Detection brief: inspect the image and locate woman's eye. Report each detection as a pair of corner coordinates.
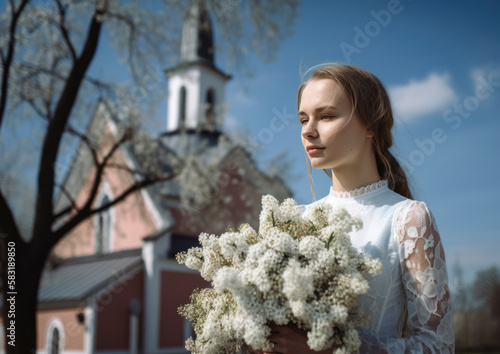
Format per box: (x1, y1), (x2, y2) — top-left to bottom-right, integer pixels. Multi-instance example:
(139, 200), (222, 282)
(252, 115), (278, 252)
(321, 115), (335, 119)
(300, 119), (308, 125)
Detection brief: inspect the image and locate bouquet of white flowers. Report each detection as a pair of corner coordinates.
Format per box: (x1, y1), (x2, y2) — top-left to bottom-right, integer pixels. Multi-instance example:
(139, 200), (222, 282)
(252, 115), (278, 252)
(176, 195), (382, 354)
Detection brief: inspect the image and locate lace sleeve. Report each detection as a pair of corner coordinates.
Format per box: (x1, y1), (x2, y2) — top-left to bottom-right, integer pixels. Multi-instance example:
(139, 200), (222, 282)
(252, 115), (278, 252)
(359, 201), (455, 353)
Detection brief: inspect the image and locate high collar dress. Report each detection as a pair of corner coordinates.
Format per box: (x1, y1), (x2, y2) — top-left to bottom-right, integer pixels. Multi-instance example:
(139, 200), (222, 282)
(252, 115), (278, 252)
(302, 180), (455, 353)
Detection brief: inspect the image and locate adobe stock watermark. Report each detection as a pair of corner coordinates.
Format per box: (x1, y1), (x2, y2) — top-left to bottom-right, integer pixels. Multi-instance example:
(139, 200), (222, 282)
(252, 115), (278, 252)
(339, 0), (408, 62)
(399, 72), (500, 175)
(117, 64), (164, 120)
(240, 106), (297, 155)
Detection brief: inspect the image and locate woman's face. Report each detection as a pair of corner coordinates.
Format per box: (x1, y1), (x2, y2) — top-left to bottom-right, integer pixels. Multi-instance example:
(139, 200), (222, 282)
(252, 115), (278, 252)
(299, 79), (374, 170)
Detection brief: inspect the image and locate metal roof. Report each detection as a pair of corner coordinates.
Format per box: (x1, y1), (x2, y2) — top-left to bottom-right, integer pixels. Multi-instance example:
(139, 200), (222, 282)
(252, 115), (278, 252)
(38, 249), (143, 303)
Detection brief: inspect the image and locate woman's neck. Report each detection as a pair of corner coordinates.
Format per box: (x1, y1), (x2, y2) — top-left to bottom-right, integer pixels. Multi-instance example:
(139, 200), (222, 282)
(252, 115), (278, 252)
(331, 174), (383, 193)
(330, 159), (381, 193)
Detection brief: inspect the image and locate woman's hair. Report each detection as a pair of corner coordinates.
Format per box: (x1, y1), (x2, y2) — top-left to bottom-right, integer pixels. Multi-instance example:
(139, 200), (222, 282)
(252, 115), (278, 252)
(297, 64), (413, 200)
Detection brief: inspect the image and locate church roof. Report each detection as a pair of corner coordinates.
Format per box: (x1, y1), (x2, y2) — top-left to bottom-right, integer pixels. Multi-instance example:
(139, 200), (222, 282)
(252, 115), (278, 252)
(129, 131), (238, 217)
(180, 0), (215, 65)
(160, 130), (223, 158)
(166, 0), (230, 80)
(38, 248), (142, 305)
(133, 132), (292, 215)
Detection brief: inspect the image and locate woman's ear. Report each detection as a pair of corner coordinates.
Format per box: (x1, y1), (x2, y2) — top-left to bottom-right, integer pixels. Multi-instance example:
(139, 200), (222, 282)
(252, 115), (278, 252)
(366, 127), (375, 138)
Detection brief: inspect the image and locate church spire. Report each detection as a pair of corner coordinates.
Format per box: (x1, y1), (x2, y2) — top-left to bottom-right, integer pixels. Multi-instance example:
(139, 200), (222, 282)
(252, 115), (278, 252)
(180, 0), (214, 65)
(164, 0), (230, 136)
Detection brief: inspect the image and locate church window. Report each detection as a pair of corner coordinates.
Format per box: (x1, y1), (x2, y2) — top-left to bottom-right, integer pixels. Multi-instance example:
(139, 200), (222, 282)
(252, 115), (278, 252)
(46, 319), (64, 354)
(205, 88), (215, 130)
(95, 194), (112, 254)
(50, 327), (60, 354)
(179, 86), (187, 129)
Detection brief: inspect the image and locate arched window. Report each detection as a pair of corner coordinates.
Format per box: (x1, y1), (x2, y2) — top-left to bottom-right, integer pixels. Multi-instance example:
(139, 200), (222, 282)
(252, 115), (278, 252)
(95, 193), (113, 254)
(179, 86), (187, 130)
(205, 88), (215, 130)
(50, 327), (60, 354)
(46, 319), (64, 354)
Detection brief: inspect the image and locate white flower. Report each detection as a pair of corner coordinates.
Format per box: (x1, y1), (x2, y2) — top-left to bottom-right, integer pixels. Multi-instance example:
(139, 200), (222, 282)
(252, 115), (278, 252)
(299, 235), (325, 259)
(348, 274), (370, 295)
(213, 267), (241, 293)
(176, 194), (382, 353)
(262, 230), (297, 255)
(283, 259), (314, 301)
(290, 299), (307, 319)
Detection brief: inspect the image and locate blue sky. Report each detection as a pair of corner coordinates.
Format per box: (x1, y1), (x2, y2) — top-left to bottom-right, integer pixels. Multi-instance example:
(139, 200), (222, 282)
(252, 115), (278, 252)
(4, 0), (498, 287)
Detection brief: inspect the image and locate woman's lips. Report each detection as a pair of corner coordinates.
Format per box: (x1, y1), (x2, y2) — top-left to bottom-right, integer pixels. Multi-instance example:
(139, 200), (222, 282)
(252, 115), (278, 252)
(307, 148), (325, 155)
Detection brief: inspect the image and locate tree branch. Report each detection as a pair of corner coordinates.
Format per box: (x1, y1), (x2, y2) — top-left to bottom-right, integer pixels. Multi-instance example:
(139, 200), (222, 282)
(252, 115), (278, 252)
(105, 10), (140, 81)
(93, 173), (178, 215)
(85, 76), (115, 97)
(17, 62), (115, 91)
(52, 170), (181, 243)
(27, 99), (50, 121)
(55, 0), (77, 62)
(65, 124), (99, 167)
(34, 5), (104, 240)
(77, 127), (133, 221)
(0, 0), (30, 134)
(106, 162), (141, 176)
(13, 56), (130, 127)
(55, 182), (79, 214)
(44, 54), (64, 119)
(0, 187), (25, 245)
(102, 128), (132, 165)
(17, 61), (65, 82)
(53, 206), (71, 221)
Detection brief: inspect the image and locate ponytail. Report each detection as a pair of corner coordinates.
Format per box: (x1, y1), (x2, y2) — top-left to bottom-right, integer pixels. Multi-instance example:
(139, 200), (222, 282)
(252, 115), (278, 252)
(375, 148), (413, 200)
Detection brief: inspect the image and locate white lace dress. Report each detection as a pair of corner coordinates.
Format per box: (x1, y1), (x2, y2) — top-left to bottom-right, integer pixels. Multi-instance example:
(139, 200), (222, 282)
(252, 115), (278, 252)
(302, 180), (455, 353)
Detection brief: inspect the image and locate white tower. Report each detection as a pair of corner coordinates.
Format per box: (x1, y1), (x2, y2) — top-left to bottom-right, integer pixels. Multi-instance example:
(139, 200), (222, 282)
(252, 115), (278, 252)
(165, 0), (231, 134)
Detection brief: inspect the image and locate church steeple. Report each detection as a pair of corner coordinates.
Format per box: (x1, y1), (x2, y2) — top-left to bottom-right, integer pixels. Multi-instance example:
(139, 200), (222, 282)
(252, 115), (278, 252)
(165, 0), (231, 135)
(180, 0), (214, 65)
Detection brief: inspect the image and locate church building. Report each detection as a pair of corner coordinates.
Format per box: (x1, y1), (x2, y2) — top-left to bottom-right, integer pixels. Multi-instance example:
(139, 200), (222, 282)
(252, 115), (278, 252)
(19, 2), (291, 353)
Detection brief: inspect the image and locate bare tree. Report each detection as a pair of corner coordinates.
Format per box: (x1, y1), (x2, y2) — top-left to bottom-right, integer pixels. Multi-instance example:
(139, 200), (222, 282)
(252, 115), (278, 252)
(471, 266), (500, 348)
(0, 0), (300, 352)
(452, 260), (474, 350)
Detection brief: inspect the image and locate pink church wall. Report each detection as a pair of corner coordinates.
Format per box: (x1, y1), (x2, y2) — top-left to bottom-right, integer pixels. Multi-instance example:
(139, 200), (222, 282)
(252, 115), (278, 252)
(54, 130), (157, 258)
(105, 147), (157, 251)
(170, 171), (262, 237)
(95, 269), (144, 351)
(36, 307), (86, 351)
(158, 270), (209, 348)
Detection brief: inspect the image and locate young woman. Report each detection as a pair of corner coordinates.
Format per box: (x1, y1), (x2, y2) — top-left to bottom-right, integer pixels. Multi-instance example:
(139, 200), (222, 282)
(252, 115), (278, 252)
(251, 64), (455, 353)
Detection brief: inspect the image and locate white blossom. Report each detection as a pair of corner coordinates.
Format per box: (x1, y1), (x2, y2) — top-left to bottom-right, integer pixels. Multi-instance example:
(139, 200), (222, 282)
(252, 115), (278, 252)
(176, 195), (383, 353)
